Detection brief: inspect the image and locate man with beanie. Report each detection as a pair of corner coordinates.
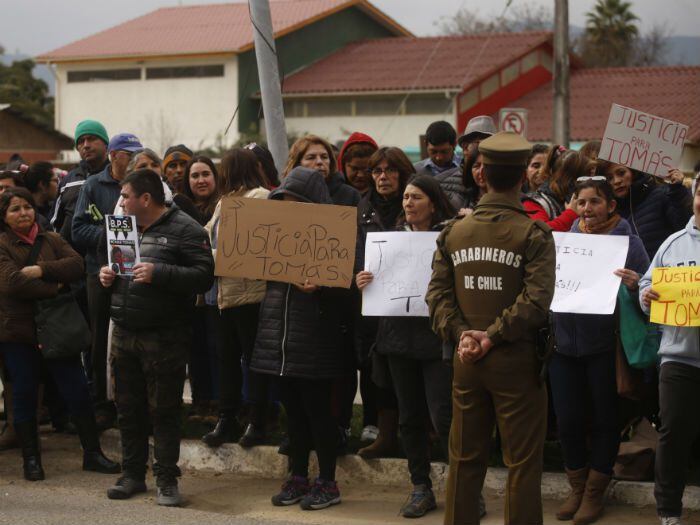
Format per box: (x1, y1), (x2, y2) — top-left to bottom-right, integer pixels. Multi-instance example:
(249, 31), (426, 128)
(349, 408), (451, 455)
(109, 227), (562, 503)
(163, 144), (193, 193)
(51, 120), (110, 244)
(426, 132), (556, 525)
(73, 132), (143, 430)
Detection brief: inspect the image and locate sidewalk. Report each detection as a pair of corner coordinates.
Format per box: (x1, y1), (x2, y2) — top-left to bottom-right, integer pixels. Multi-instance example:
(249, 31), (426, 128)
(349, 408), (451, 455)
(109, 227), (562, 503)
(102, 429), (700, 511)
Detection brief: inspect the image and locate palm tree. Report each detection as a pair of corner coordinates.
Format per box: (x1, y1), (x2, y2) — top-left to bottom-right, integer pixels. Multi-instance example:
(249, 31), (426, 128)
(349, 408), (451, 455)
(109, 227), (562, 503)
(579, 0), (640, 67)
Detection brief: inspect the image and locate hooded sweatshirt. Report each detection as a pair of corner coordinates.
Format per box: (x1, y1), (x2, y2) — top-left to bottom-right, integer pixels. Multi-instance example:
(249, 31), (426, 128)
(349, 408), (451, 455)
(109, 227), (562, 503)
(639, 216), (700, 367)
(337, 132), (378, 175)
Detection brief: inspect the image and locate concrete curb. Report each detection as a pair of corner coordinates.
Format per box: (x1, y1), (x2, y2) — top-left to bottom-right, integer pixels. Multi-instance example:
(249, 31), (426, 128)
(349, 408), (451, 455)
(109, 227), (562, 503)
(102, 429), (700, 509)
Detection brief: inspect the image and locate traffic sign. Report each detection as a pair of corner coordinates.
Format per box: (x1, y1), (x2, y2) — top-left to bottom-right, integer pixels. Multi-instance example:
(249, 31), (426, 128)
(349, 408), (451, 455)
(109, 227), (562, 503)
(499, 108), (528, 137)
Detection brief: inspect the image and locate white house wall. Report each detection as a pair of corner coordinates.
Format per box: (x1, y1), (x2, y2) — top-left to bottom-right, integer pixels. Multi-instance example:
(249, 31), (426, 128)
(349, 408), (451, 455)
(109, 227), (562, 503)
(54, 56), (239, 159)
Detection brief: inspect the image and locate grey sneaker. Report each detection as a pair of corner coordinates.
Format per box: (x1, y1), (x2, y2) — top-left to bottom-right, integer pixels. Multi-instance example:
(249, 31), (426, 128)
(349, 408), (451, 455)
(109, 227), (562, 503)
(107, 475), (147, 500)
(400, 484), (437, 518)
(661, 517), (682, 525)
(156, 484), (182, 507)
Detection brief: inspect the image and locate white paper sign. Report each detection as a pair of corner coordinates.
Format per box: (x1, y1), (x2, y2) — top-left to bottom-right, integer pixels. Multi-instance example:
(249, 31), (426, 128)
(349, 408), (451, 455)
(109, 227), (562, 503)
(362, 231), (439, 317)
(551, 232), (629, 314)
(106, 215), (140, 276)
(599, 103), (688, 178)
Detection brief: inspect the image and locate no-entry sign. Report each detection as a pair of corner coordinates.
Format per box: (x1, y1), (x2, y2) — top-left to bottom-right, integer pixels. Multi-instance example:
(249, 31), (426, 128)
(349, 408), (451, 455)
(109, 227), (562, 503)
(499, 108), (528, 137)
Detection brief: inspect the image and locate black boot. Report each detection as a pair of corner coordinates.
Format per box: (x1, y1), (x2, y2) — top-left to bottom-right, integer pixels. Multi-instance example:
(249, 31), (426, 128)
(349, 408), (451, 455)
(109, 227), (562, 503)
(202, 414), (240, 447)
(15, 420), (44, 481)
(73, 413), (121, 474)
(238, 423), (266, 448)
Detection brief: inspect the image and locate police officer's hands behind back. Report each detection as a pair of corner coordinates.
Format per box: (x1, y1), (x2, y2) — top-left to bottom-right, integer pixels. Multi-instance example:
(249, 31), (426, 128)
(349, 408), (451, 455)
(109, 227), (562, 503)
(458, 330), (494, 363)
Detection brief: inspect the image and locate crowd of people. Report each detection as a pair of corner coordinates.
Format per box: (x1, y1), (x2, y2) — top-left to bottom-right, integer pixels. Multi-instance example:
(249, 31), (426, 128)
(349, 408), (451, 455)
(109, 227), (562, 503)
(0, 115), (698, 525)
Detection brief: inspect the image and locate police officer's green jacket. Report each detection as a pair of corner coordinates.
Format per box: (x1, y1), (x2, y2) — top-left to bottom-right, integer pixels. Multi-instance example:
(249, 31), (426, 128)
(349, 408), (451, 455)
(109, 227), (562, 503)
(426, 191), (556, 347)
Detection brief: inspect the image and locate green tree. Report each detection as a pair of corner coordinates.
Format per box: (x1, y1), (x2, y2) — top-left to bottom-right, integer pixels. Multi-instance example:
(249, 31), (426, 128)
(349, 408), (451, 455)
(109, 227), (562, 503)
(577, 0), (640, 67)
(0, 58), (54, 128)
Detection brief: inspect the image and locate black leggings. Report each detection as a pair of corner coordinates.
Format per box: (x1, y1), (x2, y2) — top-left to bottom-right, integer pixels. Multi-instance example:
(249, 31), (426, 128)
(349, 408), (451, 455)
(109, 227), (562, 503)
(279, 376), (337, 482)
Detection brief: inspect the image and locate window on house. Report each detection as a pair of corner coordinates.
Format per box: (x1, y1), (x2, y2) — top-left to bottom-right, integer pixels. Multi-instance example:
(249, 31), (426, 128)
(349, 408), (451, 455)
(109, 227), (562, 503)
(458, 88), (479, 112)
(67, 69), (141, 83)
(405, 96), (453, 115)
(305, 98), (352, 117)
(539, 50), (553, 72)
(501, 61), (520, 85)
(355, 97), (403, 115)
(283, 100), (306, 118)
(480, 73), (500, 99)
(145, 65), (225, 79)
(521, 51), (539, 73)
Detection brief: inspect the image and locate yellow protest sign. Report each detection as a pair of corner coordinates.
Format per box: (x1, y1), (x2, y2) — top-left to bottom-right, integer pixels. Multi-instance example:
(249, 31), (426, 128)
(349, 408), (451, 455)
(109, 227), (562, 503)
(650, 267), (700, 327)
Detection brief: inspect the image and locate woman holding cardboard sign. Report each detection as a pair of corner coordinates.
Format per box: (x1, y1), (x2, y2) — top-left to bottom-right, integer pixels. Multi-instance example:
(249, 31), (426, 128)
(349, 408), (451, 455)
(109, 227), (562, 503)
(250, 167), (350, 511)
(639, 174), (700, 525)
(357, 175), (457, 519)
(550, 177), (649, 524)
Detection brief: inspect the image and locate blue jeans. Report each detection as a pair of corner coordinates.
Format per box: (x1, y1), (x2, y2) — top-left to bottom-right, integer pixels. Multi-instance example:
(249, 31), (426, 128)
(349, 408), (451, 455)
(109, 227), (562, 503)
(549, 350), (619, 474)
(0, 343), (92, 424)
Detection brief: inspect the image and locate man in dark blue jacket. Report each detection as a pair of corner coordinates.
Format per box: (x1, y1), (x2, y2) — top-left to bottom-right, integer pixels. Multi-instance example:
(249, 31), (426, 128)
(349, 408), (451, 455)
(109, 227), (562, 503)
(72, 132), (143, 429)
(51, 120), (110, 245)
(99, 169), (214, 507)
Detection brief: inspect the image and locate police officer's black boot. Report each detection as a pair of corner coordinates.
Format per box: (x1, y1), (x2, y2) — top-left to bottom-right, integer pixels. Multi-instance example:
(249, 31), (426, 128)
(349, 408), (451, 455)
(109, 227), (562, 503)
(15, 420), (44, 481)
(73, 413), (121, 474)
(202, 413), (240, 447)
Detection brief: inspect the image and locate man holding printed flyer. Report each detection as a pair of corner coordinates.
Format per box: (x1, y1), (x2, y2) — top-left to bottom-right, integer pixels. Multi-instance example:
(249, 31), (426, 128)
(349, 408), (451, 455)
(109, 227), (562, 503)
(98, 169), (214, 507)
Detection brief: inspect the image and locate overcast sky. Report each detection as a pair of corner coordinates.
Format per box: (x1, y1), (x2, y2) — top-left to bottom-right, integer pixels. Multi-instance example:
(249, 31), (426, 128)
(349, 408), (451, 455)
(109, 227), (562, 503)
(1, 0), (698, 56)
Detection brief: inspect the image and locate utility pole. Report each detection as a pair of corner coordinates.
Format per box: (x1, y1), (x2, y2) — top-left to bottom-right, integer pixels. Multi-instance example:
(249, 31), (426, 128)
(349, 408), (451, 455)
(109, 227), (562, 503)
(249, 0), (288, 174)
(552, 0), (570, 147)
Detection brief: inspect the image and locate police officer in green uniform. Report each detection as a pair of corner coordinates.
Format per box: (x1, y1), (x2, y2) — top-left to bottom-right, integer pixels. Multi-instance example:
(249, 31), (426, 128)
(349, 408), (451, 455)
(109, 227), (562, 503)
(426, 132), (556, 525)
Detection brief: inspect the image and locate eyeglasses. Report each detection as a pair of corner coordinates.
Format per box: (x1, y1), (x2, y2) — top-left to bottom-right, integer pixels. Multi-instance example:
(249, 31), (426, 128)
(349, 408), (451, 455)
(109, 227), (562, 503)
(576, 176), (607, 182)
(371, 167), (399, 176)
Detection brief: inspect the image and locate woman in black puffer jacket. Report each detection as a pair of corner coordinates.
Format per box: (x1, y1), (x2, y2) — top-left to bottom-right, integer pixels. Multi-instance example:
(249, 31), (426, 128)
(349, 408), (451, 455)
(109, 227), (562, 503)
(250, 167), (349, 511)
(354, 147), (415, 460)
(599, 160), (692, 258)
(356, 175), (455, 518)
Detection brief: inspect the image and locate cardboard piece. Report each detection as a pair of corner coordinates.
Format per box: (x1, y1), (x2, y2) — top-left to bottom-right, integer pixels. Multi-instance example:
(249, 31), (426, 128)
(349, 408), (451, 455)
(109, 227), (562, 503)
(361, 231), (440, 317)
(650, 267), (700, 327)
(215, 196), (357, 288)
(551, 232), (629, 314)
(599, 103), (688, 178)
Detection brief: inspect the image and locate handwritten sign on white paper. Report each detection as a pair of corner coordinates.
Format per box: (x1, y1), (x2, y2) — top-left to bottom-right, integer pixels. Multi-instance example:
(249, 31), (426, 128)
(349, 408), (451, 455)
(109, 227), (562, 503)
(362, 231), (439, 317)
(551, 232), (629, 314)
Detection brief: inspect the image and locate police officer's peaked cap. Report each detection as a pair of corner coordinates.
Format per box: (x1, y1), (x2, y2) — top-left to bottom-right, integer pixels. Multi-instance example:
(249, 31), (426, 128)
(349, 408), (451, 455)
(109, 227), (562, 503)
(478, 132), (532, 167)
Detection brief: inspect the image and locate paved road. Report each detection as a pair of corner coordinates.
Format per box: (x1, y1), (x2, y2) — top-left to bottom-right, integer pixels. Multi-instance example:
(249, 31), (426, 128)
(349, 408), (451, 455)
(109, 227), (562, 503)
(0, 432), (698, 525)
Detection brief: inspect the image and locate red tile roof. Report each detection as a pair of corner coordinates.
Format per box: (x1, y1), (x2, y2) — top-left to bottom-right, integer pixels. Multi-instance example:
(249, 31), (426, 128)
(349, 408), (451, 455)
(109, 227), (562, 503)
(281, 32), (552, 94)
(512, 66), (700, 144)
(37, 0), (409, 62)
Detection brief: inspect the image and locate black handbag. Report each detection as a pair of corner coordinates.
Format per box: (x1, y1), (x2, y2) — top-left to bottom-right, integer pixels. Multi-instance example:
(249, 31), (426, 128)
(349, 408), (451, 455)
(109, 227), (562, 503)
(26, 237), (90, 360)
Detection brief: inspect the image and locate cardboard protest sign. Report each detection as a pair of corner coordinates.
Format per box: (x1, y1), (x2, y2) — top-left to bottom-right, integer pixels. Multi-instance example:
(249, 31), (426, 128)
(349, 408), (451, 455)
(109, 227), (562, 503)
(599, 103), (688, 178)
(361, 231), (439, 317)
(215, 197), (357, 288)
(551, 232), (629, 314)
(105, 215), (140, 276)
(650, 267), (700, 327)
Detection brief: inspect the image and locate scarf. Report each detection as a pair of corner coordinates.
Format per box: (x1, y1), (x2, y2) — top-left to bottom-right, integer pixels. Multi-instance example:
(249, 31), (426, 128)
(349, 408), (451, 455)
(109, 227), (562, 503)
(13, 223), (39, 245)
(578, 213), (621, 235)
(370, 189), (403, 229)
